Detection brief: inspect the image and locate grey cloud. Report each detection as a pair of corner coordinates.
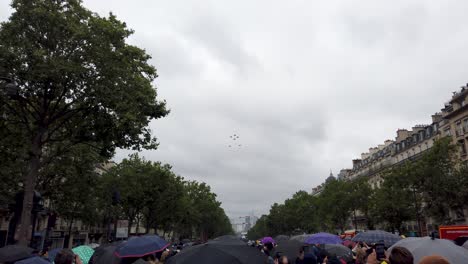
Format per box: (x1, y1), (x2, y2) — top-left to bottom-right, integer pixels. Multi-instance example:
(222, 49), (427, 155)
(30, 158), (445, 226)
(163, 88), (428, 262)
(4, 0), (468, 219)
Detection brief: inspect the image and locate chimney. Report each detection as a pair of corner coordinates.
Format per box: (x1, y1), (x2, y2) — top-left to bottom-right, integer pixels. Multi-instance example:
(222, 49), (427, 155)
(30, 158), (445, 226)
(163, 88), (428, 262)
(352, 159), (362, 168)
(396, 129), (409, 141)
(431, 113), (443, 124)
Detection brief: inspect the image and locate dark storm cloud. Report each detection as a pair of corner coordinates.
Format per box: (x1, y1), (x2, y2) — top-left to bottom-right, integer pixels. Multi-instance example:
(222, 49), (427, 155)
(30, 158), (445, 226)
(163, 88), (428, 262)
(3, 0), (468, 218)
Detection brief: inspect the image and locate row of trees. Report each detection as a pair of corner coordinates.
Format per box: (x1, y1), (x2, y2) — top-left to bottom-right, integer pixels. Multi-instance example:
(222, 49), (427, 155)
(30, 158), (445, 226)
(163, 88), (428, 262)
(248, 138), (468, 239)
(56, 153), (233, 240)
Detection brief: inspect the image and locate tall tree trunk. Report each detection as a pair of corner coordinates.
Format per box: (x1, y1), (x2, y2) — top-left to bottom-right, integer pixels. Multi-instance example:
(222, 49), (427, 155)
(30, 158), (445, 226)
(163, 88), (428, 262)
(17, 131), (43, 246)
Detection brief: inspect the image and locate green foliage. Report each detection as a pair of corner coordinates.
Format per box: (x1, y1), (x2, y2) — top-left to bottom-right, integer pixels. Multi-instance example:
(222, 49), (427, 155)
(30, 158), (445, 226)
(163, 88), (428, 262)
(0, 0), (168, 243)
(98, 154), (233, 239)
(249, 138), (468, 236)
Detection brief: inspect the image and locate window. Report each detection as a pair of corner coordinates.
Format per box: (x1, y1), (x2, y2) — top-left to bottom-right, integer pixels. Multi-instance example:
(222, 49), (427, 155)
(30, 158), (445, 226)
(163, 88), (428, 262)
(456, 121), (463, 136)
(444, 128), (451, 137)
(460, 140), (467, 156)
(464, 119), (468, 133)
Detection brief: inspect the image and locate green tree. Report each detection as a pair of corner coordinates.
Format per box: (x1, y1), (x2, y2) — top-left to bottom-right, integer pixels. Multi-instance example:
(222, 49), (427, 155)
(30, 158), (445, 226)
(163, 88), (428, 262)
(0, 0), (168, 244)
(348, 178), (374, 229)
(369, 167), (414, 233)
(318, 178), (352, 233)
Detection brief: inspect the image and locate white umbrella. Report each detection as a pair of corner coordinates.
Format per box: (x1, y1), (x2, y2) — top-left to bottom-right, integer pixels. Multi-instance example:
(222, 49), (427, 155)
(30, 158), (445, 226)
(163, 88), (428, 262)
(463, 240), (468, 250)
(388, 237), (468, 264)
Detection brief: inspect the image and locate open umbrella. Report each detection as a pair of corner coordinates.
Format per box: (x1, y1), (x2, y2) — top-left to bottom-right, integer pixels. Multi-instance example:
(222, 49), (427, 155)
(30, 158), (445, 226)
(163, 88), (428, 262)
(72, 245), (95, 264)
(389, 237), (468, 263)
(89, 242), (123, 264)
(0, 245), (34, 263)
(463, 240), (468, 250)
(14, 256), (50, 264)
(114, 235), (170, 258)
(47, 248), (62, 262)
(320, 244), (353, 262)
(272, 239), (303, 262)
(352, 230), (401, 248)
(261, 237), (275, 245)
(274, 235), (290, 242)
(290, 234), (311, 243)
(165, 243), (267, 264)
(305, 233), (341, 245)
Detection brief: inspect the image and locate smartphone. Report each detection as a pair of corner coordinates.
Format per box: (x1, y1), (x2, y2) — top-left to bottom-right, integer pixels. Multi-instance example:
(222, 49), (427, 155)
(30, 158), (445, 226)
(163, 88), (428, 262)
(375, 240), (386, 260)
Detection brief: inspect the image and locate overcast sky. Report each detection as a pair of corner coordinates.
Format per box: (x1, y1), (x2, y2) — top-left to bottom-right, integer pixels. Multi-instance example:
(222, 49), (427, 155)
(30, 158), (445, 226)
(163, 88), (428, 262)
(2, 0), (468, 219)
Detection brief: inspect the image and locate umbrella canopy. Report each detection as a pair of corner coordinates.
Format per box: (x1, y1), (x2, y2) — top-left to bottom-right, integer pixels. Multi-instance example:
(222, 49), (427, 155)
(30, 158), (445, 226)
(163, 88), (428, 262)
(47, 248), (62, 262)
(14, 256), (50, 264)
(305, 233), (341, 245)
(73, 245), (95, 264)
(261, 237), (275, 245)
(0, 245), (34, 263)
(389, 237), (468, 264)
(90, 242), (124, 264)
(320, 244), (353, 262)
(114, 235), (170, 258)
(274, 235), (290, 242)
(290, 234), (311, 243)
(272, 239), (303, 262)
(351, 230), (401, 248)
(166, 243), (267, 264)
(463, 240), (468, 250)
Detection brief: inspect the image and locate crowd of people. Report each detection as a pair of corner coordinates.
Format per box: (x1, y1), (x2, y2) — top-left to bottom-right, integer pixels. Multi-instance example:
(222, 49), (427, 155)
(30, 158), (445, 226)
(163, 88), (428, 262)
(255, 238), (461, 264)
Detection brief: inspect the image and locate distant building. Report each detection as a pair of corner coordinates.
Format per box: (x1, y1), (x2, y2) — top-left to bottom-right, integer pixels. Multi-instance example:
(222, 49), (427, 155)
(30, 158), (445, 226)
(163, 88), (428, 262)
(313, 84), (468, 233)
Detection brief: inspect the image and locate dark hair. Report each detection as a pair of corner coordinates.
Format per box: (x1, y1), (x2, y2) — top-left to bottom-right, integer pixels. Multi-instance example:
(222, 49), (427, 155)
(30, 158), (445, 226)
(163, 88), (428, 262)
(265, 242), (274, 251)
(54, 249), (75, 264)
(389, 246), (414, 264)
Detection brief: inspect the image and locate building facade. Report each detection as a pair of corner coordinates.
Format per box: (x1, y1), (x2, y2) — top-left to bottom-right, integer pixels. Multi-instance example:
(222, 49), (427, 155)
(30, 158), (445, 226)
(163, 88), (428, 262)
(312, 85), (468, 233)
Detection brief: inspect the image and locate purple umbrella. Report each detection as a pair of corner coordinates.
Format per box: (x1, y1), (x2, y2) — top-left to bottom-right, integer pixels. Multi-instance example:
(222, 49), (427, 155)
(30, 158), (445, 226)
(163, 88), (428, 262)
(305, 232), (342, 245)
(261, 237), (276, 245)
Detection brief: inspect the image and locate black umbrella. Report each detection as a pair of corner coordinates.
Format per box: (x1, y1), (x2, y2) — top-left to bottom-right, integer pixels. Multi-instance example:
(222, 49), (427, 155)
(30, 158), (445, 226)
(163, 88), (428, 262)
(272, 239), (303, 262)
(0, 245), (34, 263)
(274, 235), (290, 242)
(89, 242), (138, 264)
(166, 243), (267, 264)
(319, 244), (353, 262)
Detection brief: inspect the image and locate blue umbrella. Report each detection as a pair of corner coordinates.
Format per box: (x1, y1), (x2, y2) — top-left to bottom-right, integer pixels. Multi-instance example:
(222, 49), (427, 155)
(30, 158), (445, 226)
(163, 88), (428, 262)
(114, 235), (170, 258)
(47, 248), (62, 262)
(15, 256), (50, 264)
(305, 233), (342, 245)
(352, 230), (401, 248)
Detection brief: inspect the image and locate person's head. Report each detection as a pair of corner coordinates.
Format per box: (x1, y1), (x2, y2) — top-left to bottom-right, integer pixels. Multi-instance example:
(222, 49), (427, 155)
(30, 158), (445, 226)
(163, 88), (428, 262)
(318, 249), (328, 263)
(298, 246), (307, 260)
(355, 248), (367, 264)
(143, 254), (159, 264)
(389, 246), (414, 264)
(264, 242), (274, 252)
(418, 255), (450, 264)
(278, 255), (289, 264)
(303, 253), (318, 264)
(54, 249), (80, 264)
